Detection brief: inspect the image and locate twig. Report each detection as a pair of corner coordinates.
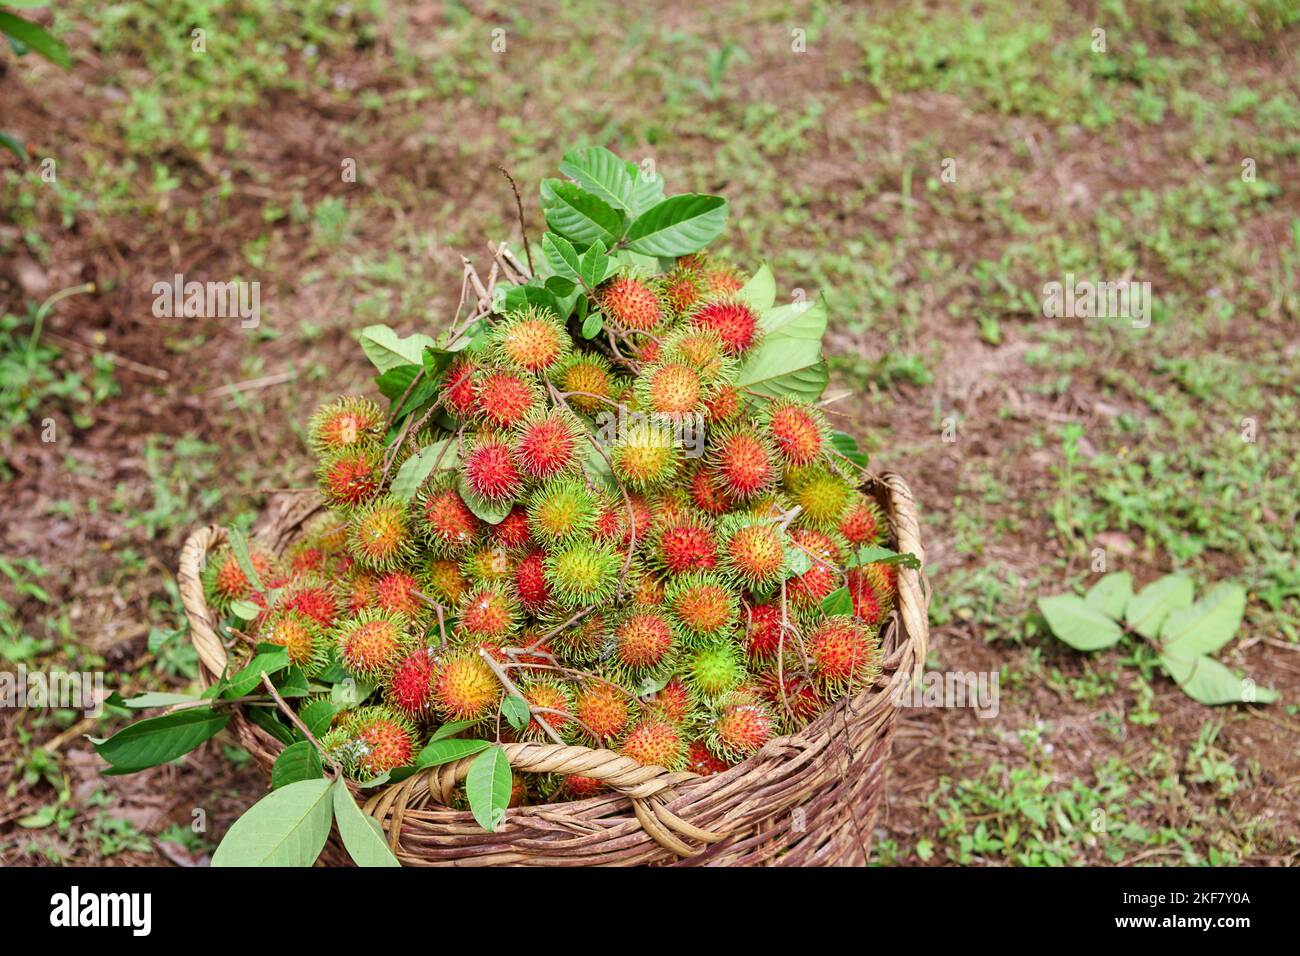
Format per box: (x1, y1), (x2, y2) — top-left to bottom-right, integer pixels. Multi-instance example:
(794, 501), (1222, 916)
(477, 648), (564, 745)
(261, 672), (340, 775)
(209, 371), (297, 399)
(496, 166), (534, 274)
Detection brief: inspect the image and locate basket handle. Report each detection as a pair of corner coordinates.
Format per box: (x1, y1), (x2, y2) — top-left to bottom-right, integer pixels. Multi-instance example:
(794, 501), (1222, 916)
(877, 471), (930, 684)
(179, 524), (232, 682)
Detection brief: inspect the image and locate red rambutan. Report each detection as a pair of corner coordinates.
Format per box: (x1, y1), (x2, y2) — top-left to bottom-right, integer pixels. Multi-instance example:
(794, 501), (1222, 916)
(686, 739), (731, 776)
(387, 647), (437, 719)
(335, 609), (412, 679)
(598, 275), (666, 332)
(513, 407), (582, 480)
(433, 649), (501, 721)
(574, 680), (633, 744)
(417, 485), (482, 553)
(463, 433), (523, 501)
(804, 616), (881, 695)
(651, 516), (719, 576)
(689, 296), (761, 355)
(474, 370), (539, 430)
(619, 717), (686, 770)
(513, 550), (551, 613)
(308, 396), (382, 455)
(317, 447), (380, 508)
(709, 427), (778, 500)
(705, 693), (776, 762)
(763, 398), (829, 467)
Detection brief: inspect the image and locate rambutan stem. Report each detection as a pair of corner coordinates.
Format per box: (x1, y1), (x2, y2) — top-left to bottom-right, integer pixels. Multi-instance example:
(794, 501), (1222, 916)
(260, 672), (341, 776)
(477, 648), (564, 745)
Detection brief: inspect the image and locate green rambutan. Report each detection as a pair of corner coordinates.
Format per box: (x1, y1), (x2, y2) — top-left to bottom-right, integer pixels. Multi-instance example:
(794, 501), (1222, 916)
(462, 433), (524, 501)
(489, 307), (571, 374)
(325, 705), (419, 781)
(433, 648), (502, 721)
(335, 609), (413, 680)
(717, 514), (787, 589)
(473, 369), (540, 430)
(442, 358), (480, 418)
(665, 571), (740, 645)
(202, 544), (276, 613)
(610, 418), (681, 490)
(512, 550), (551, 613)
(516, 677), (575, 742)
(709, 426), (778, 500)
(683, 639), (748, 699)
(387, 647), (437, 720)
(416, 484), (482, 554)
(689, 295), (761, 356)
(804, 615), (881, 695)
(543, 542), (621, 609)
(788, 465), (855, 529)
(573, 679), (634, 744)
(762, 397), (829, 467)
(553, 353), (616, 416)
(686, 739), (731, 776)
(307, 396), (383, 455)
(526, 475), (597, 545)
(634, 361), (708, 418)
(459, 543), (514, 586)
(705, 692), (776, 762)
(457, 584), (520, 641)
(839, 495), (885, 548)
(650, 515), (719, 576)
(619, 716), (686, 770)
(610, 609), (676, 681)
(419, 556), (468, 607)
(348, 495), (416, 570)
(512, 406), (584, 480)
(598, 274), (666, 332)
(317, 446), (381, 509)
(260, 609), (329, 675)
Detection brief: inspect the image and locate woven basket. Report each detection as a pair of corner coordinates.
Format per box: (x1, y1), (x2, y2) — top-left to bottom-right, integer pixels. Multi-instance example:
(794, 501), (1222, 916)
(177, 472), (928, 866)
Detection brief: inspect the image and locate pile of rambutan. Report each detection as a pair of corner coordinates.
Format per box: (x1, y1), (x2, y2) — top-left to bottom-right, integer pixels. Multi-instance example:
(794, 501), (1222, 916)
(201, 149), (903, 816)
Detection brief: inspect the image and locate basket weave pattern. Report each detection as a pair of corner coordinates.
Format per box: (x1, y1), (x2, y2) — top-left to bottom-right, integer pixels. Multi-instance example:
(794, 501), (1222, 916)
(178, 472), (928, 866)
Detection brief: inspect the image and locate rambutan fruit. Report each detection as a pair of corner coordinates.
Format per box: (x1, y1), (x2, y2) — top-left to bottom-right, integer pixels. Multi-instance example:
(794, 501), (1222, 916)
(758, 669), (826, 730)
(634, 362), (707, 418)
(788, 465), (855, 529)
(687, 465), (735, 516)
(846, 566), (893, 626)
(705, 383), (742, 426)
(543, 542), (621, 609)
(660, 266), (706, 316)
(459, 544), (514, 586)
(610, 609), (676, 680)
(683, 639), (748, 699)
(597, 274), (666, 332)
(610, 418), (681, 490)
(372, 569), (425, 619)
(441, 358), (480, 418)
(558, 774), (606, 799)
(307, 396), (383, 455)
(317, 446), (381, 509)
(287, 544), (328, 576)
(419, 557), (468, 607)
(705, 692), (776, 762)
(553, 353), (616, 416)
(762, 397), (829, 467)
(433, 648), (502, 721)
(686, 739), (731, 777)
(547, 610), (611, 665)
(619, 716), (687, 770)
(804, 615), (881, 695)
(416, 484), (482, 554)
(786, 527), (847, 613)
(490, 505), (533, 552)
(325, 706), (419, 781)
(260, 609), (329, 675)
(646, 675), (695, 724)
(473, 369), (540, 430)
(335, 609), (413, 680)
(489, 307), (571, 374)
(741, 602), (788, 665)
(303, 515), (350, 553)
(348, 495), (416, 570)
(717, 515), (787, 589)
(202, 545), (276, 613)
(457, 584), (520, 641)
(630, 568), (666, 607)
(512, 550), (551, 614)
(573, 679), (634, 744)
(665, 571), (740, 645)
(634, 334), (662, 365)
(709, 427), (778, 500)
(664, 326), (736, 385)
(689, 295), (761, 356)
(516, 677), (575, 742)
(681, 253), (745, 295)
(650, 515), (719, 576)
(526, 476), (596, 545)
(342, 570), (380, 615)
(284, 576), (341, 628)
(839, 495), (885, 547)
(387, 647), (437, 720)
(512, 407), (583, 480)
(462, 433), (523, 501)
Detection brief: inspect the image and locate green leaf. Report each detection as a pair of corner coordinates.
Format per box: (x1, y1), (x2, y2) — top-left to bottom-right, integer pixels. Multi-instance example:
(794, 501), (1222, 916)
(541, 180), (625, 247)
(579, 240), (612, 289)
(581, 312), (603, 339)
(785, 547), (814, 576)
(330, 676), (373, 710)
(359, 325), (437, 373)
(1037, 594), (1123, 651)
(1160, 582), (1246, 657)
(465, 745), (512, 832)
(735, 298), (829, 401)
(545, 275), (576, 298)
(1125, 574), (1194, 640)
(0, 11), (69, 69)
(246, 705), (298, 746)
(0, 131), (28, 163)
(846, 545), (921, 571)
(93, 709), (230, 773)
(821, 586), (853, 616)
(229, 599), (260, 621)
(211, 778), (334, 867)
(227, 527), (266, 594)
(1159, 653), (1279, 706)
(224, 646), (291, 698)
(391, 438), (458, 501)
(272, 740), (324, 789)
(415, 737), (491, 768)
(543, 231), (583, 281)
(119, 692), (200, 709)
(1084, 572), (1132, 620)
(558, 146), (638, 212)
(501, 695), (530, 732)
(829, 431), (869, 468)
(458, 477), (511, 524)
(430, 719), (481, 741)
(624, 194), (728, 256)
(374, 362), (421, 402)
(276, 666), (311, 698)
(501, 282), (561, 318)
(737, 263), (776, 313)
(298, 699), (337, 738)
(332, 779), (401, 867)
